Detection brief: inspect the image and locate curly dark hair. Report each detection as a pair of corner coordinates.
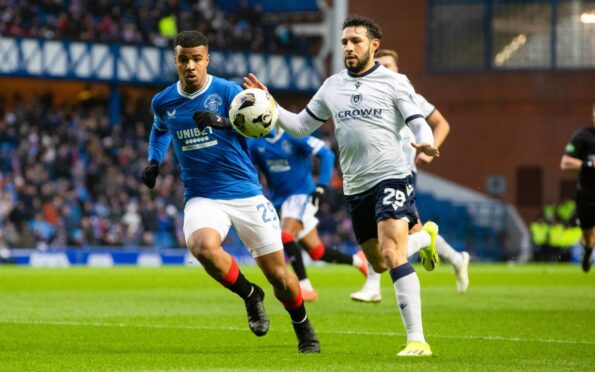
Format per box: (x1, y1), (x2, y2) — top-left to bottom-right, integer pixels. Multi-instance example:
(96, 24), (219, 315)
(174, 31), (209, 49)
(341, 16), (383, 40)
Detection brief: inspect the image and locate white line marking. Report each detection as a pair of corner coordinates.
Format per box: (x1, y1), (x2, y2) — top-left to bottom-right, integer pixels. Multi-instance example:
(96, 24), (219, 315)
(2, 320), (594, 346)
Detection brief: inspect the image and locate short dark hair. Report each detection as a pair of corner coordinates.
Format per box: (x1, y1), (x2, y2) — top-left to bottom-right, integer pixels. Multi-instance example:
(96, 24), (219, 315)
(174, 31), (208, 49)
(342, 16), (383, 40)
(375, 49), (399, 64)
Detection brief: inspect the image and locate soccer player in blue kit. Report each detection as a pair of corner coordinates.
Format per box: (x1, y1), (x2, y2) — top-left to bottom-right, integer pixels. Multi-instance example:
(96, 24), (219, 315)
(140, 31), (319, 353)
(248, 129), (368, 301)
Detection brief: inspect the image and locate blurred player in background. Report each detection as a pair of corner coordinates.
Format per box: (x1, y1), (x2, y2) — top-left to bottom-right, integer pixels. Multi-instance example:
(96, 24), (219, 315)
(141, 30), (319, 353)
(350, 49), (470, 303)
(248, 128), (368, 301)
(243, 16), (439, 357)
(560, 103), (595, 272)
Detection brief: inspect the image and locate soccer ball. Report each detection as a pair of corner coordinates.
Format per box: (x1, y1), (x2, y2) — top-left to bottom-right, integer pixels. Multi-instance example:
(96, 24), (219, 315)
(229, 88), (278, 138)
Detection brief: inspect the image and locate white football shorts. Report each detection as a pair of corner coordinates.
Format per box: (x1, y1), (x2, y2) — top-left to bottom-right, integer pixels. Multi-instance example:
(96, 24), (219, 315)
(280, 194), (319, 240)
(183, 195), (282, 257)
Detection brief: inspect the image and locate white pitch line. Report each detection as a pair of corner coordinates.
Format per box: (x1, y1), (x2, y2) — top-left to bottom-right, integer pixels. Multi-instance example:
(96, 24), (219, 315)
(2, 319), (594, 346)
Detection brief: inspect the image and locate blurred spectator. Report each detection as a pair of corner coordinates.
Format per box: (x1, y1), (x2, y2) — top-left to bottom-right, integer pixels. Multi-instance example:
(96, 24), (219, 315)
(530, 200), (582, 262)
(0, 0), (317, 54)
(158, 14), (178, 41)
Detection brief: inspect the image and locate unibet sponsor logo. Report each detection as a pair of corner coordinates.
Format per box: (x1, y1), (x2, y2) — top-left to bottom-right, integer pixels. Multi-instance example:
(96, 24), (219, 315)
(337, 108), (382, 119)
(175, 127), (217, 151)
(176, 127), (212, 140)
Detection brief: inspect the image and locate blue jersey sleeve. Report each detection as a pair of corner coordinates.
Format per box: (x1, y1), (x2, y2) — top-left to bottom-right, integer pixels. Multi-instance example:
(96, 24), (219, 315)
(315, 145), (335, 187)
(291, 135), (334, 187)
(148, 96), (172, 164)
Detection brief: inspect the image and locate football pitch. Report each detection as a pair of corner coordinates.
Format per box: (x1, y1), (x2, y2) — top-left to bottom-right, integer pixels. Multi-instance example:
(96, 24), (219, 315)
(1, 264), (593, 371)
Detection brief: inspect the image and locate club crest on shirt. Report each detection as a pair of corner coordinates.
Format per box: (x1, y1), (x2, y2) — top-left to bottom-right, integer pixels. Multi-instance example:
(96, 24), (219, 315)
(351, 93), (362, 105)
(204, 94), (223, 112)
(281, 140), (293, 155)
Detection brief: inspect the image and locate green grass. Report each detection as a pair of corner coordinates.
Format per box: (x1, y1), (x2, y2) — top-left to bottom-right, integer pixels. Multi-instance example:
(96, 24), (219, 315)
(0, 263), (594, 371)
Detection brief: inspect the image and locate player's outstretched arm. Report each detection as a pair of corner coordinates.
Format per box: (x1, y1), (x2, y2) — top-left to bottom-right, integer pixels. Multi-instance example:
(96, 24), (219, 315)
(243, 72), (323, 138)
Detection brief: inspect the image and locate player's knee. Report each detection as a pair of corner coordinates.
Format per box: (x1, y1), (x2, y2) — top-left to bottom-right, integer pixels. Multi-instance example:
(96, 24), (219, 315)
(308, 243), (325, 260)
(187, 231), (220, 263)
(189, 245), (216, 264)
(379, 240), (406, 264)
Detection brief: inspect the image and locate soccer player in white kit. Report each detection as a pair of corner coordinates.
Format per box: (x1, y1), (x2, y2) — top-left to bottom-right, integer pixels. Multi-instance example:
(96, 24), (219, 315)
(244, 16), (439, 357)
(349, 49), (470, 303)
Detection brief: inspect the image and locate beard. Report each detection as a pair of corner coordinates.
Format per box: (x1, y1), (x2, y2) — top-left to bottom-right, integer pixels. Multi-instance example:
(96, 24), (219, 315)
(344, 48), (371, 75)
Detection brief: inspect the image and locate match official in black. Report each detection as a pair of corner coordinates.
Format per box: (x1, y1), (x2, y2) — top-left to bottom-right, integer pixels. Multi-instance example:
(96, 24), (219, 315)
(561, 103), (595, 272)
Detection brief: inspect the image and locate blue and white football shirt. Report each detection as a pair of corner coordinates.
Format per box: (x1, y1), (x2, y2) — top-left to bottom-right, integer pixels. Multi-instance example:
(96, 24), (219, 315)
(147, 75), (262, 201)
(248, 129), (334, 208)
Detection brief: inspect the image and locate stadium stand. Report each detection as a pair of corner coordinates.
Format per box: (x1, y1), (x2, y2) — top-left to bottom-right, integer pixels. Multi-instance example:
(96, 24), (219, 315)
(0, 0), (320, 54)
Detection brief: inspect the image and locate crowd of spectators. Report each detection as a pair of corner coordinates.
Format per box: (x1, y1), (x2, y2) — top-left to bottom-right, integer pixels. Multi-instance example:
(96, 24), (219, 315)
(0, 0), (314, 54)
(0, 92), (357, 253)
(530, 200), (582, 262)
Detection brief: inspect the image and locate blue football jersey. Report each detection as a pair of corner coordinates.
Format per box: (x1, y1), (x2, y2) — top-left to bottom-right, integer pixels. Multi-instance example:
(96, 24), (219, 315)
(249, 130), (334, 208)
(147, 75), (262, 201)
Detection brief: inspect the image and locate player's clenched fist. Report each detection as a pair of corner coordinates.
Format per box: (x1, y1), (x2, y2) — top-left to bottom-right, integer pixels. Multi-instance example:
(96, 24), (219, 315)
(193, 110), (230, 131)
(141, 160), (159, 189)
(310, 184), (327, 208)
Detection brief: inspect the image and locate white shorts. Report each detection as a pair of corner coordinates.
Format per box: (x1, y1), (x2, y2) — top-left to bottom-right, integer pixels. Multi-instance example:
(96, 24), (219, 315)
(183, 195), (283, 258)
(280, 194), (319, 240)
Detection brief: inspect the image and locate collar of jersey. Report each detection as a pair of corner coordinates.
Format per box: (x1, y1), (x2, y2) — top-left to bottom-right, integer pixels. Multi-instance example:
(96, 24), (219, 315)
(347, 62), (380, 78)
(176, 75), (212, 99)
